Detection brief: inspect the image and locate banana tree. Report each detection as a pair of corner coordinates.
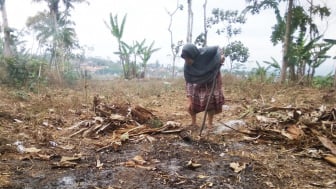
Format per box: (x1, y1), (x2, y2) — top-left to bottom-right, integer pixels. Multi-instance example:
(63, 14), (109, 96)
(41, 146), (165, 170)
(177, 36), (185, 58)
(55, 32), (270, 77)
(114, 41), (132, 79)
(116, 40), (160, 79)
(323, 39), (336, 87)
(286, 33), (333, 84)
(138, 40), (160, 78)
(244, 0), (331, 83)
(307, 40), (333, 83)
(263, 57), (281, 76)
(105, 13), (127, 77)
(252, 61), (268, 81)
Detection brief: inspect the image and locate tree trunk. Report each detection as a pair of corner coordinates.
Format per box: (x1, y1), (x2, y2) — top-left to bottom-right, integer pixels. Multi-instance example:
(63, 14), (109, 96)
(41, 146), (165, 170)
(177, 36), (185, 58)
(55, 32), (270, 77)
(168, 9), (175, 78)
(202, 0), (207, 47)
(333, 62), (336, 88)
(280, 0), (294, 83)
(186, 0), (193, 43)
(167, 1), (180, 78)
(1, 0), (13, 57)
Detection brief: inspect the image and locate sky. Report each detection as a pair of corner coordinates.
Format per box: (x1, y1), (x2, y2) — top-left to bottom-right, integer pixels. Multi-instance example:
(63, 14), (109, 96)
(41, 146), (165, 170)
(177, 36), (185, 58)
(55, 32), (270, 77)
(5, 0), (336, 74)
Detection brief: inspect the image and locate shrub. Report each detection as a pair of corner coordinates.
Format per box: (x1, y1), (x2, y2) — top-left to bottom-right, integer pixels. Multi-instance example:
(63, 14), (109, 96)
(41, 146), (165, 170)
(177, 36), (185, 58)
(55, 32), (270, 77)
(1, 56), (47, 91)
(312, 74), (333, 89)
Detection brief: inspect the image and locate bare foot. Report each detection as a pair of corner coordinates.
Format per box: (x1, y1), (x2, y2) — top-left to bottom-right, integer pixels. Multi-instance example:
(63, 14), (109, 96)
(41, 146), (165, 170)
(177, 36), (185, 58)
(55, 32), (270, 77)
(205, 124), (214, 134)
(207, 124), (214, 130)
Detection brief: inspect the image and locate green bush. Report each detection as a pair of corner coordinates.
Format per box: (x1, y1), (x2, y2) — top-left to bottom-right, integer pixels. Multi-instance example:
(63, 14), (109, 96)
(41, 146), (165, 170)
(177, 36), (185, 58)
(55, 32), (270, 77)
(63, 70), (80, 86)
(5, 57), (29, 87)
(312, 74), (333, 89)
(2, 56), (47, 91)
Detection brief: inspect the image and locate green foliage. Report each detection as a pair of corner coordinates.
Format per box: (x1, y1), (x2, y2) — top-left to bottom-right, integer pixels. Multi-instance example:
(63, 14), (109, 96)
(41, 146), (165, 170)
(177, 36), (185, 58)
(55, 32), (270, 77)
(208, 9), (246, 37)
(108, 19), (160, 79)
(324, 39), (336, 45)
(248, 61), (277, 83)
(224, 41), (249, 63)
(270, 5), (327, 46)
(105, 13), (127, 42)
(138, 40), (160, 76)
(244, 0), (280, 15)
(323, 38), (336, 59)
(195, 8), (246, 47)
(245, 0), (332, 82)
(28, 0), (82, 81)
(2, 56), (47, 91)
(5, 57), (28, 87)
(105, 13), (128, 78)
(147, 117), (163, 128)
(224, 41), (249, 72)
(312, 74), (333, 89)
(263, 57), (281, 71)
(195, 7), (249, 72)
(63, 69), (80, 86)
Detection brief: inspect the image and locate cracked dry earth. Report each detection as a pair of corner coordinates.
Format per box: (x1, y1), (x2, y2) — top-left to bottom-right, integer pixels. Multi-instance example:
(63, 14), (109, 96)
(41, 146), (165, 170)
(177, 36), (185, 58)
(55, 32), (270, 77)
(0, 79), (336, 189)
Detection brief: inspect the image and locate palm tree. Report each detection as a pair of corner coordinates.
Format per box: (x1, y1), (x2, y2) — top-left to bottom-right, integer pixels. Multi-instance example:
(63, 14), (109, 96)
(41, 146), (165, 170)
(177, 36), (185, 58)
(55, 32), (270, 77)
(27, 11), (78, 69)
(28, 0), (84, 79)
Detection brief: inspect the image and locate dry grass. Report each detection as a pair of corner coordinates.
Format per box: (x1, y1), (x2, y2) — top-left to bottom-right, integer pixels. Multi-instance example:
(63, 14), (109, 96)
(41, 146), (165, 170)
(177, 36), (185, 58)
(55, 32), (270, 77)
(1, 75), (336, 188)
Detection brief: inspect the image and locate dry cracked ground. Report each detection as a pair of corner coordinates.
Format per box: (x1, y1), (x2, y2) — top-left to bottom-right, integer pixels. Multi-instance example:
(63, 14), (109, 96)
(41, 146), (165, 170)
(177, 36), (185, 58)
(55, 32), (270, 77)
(0, 78), (336, 189)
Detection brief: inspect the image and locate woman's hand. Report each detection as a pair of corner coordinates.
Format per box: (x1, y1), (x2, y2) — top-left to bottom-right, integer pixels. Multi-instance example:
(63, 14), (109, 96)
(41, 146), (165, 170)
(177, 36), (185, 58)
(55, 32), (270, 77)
(220, 54), (225, 64)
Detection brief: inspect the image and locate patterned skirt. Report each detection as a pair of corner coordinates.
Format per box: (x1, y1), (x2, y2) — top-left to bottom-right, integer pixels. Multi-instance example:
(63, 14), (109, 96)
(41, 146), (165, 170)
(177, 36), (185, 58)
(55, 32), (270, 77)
(186, 74), (225, 114)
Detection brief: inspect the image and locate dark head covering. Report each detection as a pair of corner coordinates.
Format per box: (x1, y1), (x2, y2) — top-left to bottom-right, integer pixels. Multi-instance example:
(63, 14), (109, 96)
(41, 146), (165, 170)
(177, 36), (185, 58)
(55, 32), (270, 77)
(182, 44), (221, 84)
(181, 44), (199, 59)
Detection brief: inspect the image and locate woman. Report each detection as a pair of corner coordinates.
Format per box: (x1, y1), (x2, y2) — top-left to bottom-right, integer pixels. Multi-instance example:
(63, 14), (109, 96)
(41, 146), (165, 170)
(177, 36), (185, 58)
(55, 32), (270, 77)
(181, 43), (225, 130)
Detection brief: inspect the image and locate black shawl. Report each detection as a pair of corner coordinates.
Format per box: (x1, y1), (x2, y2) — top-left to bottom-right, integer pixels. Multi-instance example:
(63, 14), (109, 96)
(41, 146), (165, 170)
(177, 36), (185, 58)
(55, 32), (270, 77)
(182, 44), (221, 84)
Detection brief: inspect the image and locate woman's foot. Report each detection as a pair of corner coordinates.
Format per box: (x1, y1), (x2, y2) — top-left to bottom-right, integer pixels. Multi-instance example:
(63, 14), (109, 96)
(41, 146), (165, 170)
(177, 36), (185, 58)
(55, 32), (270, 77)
(208, 124), (214, 129)
(205, 124), (215, 134)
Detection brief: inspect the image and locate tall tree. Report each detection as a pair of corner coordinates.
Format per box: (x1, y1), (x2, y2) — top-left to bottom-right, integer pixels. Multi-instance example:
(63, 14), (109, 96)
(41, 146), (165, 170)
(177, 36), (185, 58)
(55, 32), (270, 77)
(244, 0), (331, 83)
(271, 3), (330, 82)
(196, 8), (248, 72)
(202, 0), (207, 47)
(224, 41), (249, 72)
(281, 0), (293, 83)
(105, 13), (128, 78)
(186, 0), (193, 43)
(166, 0), (183, 78)
(0, 0), (13, 57)
(244, 0), (290, 82)
(28, 0), (85, 78)
(323, 39), (336, 87)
